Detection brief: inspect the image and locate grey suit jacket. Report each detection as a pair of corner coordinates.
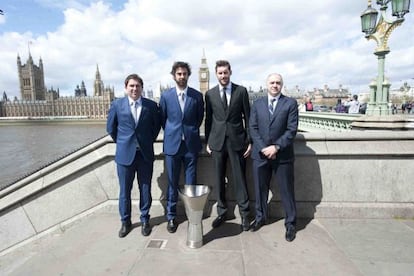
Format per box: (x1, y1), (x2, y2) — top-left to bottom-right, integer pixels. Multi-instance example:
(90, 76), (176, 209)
(205, 82), (250, 151)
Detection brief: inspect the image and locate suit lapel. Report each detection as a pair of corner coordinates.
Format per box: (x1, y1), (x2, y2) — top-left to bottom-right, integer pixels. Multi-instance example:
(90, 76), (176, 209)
(123, 97), (135, 125)
(183, 88), (192, 114)
(136, 99), (147, 128)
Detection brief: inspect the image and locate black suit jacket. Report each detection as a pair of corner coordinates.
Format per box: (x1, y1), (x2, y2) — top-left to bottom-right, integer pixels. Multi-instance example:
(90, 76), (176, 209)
(205, 82), (250, 151)
(249, 94), (298, 163)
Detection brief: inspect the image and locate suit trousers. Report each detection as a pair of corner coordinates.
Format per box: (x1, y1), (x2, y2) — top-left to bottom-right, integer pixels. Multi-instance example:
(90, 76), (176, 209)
(212, 137), (250, 218)
(165, 141), (198, 220)
(117, 150), (153, 224)
(252, 159), (296, 226)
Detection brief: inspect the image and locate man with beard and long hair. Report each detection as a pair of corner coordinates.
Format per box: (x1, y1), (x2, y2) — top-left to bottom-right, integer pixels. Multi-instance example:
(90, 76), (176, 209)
(159, 61), (204, 233)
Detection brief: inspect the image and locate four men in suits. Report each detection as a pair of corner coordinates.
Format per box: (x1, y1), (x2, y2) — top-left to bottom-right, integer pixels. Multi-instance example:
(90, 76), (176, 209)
(159, 61), (204, 233)
(107, 74), (161, 238)
(108, 66), (299, 242)
(249, 73), (299, 241)
(205, 60), (251, 231)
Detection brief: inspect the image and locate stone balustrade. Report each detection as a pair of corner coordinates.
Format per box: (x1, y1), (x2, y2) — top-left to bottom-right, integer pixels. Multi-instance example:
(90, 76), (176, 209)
(1, 131), (414, 253)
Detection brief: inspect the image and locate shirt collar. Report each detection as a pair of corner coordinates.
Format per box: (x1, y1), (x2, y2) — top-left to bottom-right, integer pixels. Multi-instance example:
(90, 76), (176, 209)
(129, 96), (142, 106)
(220, 83), (231, 92)
(176, 86), (188, 95)
(268, 94), (281, 102)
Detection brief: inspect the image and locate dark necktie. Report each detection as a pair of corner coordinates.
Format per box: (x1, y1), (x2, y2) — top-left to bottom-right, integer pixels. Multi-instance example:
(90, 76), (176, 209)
(221, 87), (227, 110)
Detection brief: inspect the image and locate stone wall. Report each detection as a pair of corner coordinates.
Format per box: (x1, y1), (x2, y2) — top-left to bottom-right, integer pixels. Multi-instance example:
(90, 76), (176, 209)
(1, 131), (414, 253)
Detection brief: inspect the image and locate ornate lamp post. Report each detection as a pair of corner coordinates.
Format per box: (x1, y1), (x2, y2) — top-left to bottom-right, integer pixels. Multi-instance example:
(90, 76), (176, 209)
(360, 0), (411, 115)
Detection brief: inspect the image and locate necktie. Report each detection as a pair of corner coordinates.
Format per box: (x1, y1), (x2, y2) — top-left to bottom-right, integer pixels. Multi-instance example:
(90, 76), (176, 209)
(179, 92), (185, 112)
(133, 101), (139, 124)
(221, 87), (227, 110)
(269, 98), (275, 115)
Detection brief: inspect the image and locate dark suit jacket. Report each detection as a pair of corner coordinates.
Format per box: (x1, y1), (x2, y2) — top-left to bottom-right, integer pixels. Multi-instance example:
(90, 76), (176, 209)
(106, 96), (161, 165)
(160, 87), (204, 155)
(249, 94), (298, 163)
(205, 83), (250, 151)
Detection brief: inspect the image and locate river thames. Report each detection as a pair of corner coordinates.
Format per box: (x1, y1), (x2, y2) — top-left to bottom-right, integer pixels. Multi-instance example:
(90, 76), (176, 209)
(0, 122), (107, 188)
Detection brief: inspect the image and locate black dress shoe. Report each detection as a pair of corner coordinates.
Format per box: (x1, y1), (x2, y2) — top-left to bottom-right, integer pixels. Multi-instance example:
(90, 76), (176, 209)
(241, 217), (250, 231)
(212, 215), (226, 228)
(250, 220), (265, 232)
(285, 225), (296, 242)
(167, 219), (177, 233)
(118, 221), (132, 238)
(141, 222), (151, 236)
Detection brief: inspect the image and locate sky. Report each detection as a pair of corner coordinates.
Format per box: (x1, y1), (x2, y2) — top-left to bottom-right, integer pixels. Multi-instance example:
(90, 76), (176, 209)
(0, 0), (413, 99)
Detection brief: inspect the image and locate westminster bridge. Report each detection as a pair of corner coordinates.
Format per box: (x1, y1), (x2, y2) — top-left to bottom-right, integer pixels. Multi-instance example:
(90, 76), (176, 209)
(1, 112), (413, 248)
(1, 113), (414, 275)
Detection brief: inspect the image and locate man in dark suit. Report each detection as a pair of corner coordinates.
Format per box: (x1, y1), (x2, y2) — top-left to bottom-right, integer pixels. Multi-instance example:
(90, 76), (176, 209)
(249, 73), (298, 242)
(159, 61), (204, 233)
(205, 60), (251, 231)
(107, 74), (161, 238)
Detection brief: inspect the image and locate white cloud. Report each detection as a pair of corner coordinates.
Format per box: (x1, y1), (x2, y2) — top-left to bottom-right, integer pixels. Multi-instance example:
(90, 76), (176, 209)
(0, 0), (413, 99)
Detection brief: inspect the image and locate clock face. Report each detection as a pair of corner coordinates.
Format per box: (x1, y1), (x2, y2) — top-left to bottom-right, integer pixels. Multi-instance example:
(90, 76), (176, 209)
(201, 72), (207, 79)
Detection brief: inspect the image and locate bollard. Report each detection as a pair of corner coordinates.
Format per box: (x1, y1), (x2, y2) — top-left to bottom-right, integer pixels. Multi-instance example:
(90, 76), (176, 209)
(178, 184), (210, 248)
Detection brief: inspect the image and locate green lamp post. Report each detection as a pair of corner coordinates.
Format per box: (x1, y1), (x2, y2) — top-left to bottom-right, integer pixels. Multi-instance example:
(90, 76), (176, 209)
(360, 0), (411, 115)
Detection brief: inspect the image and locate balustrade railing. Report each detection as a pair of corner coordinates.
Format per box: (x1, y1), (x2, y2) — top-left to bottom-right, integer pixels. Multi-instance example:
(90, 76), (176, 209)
(298, 111), (360, 132)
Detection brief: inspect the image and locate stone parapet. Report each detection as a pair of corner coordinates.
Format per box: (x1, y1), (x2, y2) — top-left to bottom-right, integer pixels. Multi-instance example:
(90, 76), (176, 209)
(1, 131), (414, 253)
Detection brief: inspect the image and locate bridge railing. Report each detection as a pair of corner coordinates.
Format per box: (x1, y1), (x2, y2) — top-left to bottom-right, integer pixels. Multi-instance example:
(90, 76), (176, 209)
(298, 111), (360, 132)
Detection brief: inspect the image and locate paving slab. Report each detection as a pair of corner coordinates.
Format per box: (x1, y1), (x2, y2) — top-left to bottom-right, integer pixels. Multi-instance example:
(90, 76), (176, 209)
(1, 211), (414, 276)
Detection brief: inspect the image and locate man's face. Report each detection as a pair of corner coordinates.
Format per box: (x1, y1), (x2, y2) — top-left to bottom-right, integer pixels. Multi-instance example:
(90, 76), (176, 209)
(125, 79), (142, 101)
(173, 67), (189, 89)
(215, 66), (231, 86)
(267, 74), (283, 97)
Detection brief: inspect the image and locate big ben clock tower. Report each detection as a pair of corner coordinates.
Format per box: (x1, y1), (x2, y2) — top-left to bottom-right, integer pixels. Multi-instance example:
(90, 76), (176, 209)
(199, 49), (210, 94)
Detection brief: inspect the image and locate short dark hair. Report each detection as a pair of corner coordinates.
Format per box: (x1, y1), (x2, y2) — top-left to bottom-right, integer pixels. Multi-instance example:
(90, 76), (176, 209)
(353, 94), (358, 100)
(215, 60), (231, 72)
(170, 61), (191, 76)
(124, 74), (143, 88)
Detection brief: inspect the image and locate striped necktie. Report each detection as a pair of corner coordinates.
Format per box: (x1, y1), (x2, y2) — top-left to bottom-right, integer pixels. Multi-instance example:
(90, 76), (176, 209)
(269, 98), (275, 115)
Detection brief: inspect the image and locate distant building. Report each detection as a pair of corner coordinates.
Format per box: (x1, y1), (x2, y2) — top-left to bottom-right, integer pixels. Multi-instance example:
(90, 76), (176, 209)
(198, 49), (210, 94)
(17, 53), (46, 101)
(74, 81), (87, 97)
(0, 56), (114, 119)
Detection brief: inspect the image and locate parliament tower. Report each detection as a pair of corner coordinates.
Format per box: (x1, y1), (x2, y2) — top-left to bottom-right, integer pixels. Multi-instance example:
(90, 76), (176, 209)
(17, 53), (46, 101)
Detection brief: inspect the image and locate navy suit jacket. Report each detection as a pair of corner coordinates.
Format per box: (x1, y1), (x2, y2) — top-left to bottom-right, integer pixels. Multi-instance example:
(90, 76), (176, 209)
(159, 87), (204, 155)
(106, 96), (161, 165)
(249, 94), (298, 163)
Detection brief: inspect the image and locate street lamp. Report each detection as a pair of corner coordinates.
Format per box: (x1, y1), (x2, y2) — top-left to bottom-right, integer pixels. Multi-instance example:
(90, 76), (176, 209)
(360, 0), (411, 115)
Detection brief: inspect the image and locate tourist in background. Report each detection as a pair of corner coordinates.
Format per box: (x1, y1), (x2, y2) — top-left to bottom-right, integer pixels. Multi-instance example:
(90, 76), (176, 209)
(159, 61), (204, 233)
(335, 98), (346, 113)
(305, 99), (313, 111)
(107, 74), (161, 238)
(204, 60), (251, 231)
(344, 94), (360, 114)
(249, 73), (299, 242)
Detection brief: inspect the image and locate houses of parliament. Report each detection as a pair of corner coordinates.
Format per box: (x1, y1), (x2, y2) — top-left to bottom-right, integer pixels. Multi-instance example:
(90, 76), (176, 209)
(0, 50), (353, 119)
(0, 52), (213, 119)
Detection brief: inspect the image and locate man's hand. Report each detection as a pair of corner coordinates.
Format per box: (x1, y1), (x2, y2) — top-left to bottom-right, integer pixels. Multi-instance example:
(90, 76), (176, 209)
(243, 144), (252, 158)
(261, 145), (278, 160)
(206, 144), (212, 154)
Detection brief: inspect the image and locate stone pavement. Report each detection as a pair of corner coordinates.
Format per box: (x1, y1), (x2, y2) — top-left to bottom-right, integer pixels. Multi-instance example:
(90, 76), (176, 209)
(1, 207), (414, 276)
